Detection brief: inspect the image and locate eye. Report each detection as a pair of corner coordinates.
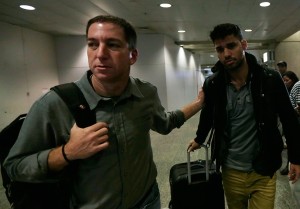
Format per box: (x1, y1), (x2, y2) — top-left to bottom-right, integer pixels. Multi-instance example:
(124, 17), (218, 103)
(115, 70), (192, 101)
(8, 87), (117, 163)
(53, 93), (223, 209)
(107, 41), (122, 51)
(226, 42), (238, 50)
(215, 47), (224, 53)
(87, 41), (98, 50)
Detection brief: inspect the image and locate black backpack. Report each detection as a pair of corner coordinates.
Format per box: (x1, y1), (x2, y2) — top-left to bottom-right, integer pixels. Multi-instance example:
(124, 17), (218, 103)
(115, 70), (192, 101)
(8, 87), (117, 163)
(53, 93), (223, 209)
(0, 83), (95, 209)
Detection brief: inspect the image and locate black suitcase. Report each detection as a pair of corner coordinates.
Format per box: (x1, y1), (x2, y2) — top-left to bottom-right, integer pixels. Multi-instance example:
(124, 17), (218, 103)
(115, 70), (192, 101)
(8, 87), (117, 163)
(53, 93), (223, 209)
(169, 144), (225, 209)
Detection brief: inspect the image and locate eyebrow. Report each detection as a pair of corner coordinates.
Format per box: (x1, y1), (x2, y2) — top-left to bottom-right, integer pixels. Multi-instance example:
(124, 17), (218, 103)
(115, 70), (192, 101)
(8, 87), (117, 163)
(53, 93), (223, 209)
(215, 41), (238, 51)
(87, 37), (123, 43)
(87, 38), (97, 42)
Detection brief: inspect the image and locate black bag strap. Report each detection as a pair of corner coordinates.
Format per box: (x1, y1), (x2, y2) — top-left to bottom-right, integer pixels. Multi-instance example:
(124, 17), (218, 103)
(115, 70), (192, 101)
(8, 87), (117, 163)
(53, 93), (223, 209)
(51, 83), (96, 128)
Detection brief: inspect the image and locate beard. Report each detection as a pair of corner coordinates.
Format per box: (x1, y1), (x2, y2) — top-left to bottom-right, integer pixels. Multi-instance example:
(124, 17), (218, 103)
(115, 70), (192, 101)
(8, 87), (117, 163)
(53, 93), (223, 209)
(223, 57), (245, 72)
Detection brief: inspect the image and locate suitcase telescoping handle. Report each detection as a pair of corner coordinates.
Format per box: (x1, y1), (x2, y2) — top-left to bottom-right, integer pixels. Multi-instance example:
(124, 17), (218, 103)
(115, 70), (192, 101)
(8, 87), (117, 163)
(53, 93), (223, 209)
(187, 144), (209, 184)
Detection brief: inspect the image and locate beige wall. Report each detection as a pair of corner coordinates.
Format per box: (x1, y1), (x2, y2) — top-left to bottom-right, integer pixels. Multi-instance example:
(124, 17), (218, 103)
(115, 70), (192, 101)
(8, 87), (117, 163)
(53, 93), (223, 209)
(275, 31), (300, 77)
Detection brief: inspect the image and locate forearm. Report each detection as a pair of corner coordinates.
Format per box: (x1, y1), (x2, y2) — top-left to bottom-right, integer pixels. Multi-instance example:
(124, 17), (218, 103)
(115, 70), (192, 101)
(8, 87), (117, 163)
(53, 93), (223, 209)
(181, 98), (203, 120)
(48, 145), (69, 172)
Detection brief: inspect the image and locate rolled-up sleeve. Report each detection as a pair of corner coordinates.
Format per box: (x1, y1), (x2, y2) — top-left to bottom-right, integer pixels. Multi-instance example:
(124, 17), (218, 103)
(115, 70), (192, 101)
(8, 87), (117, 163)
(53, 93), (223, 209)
(150, 86), (185, 134)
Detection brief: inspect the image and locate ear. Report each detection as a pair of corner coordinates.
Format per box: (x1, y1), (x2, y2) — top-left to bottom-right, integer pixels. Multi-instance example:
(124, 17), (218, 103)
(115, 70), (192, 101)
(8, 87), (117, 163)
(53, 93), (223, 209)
(241, 39), (248, 50)
(129, 49), (138, 65)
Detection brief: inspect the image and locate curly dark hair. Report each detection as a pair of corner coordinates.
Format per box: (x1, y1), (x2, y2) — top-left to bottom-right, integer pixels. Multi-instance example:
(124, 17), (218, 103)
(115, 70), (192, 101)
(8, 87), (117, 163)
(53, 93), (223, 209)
(210, 23), (243, 42)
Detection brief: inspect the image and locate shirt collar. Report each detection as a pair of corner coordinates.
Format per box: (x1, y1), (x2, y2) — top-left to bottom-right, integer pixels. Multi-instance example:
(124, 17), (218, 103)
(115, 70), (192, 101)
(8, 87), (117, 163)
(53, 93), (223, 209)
(75, 70), (144, 110)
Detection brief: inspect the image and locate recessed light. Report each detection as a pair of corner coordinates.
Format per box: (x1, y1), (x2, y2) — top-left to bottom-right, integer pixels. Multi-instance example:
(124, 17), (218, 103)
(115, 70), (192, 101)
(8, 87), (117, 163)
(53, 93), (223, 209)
(160, 3), (172, 8)
(260, 2), (270, 7)
(20, 5), (36, 10)
(178, 30), (186, 33)
(245, 29), (252, 32)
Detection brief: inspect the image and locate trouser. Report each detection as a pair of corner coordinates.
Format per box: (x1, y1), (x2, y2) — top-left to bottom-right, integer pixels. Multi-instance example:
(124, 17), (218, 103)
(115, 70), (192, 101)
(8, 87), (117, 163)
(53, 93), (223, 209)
(132, 181), (161, 209)
(222, 167), (276, 209)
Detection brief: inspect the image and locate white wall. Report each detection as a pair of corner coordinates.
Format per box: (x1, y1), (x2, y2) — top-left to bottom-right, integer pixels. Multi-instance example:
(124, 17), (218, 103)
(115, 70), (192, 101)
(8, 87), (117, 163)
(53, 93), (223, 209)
(164, 37), (201, 110)
(0, 22), (59, 129)
(131, 34), (202, 110)
(131, 34), (168, 108)
(54, 36), (88, 83)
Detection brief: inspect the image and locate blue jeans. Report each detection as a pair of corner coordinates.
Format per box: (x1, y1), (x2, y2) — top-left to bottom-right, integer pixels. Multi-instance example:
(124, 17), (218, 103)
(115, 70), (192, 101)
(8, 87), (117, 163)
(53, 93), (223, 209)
(135, 182), (161, 209)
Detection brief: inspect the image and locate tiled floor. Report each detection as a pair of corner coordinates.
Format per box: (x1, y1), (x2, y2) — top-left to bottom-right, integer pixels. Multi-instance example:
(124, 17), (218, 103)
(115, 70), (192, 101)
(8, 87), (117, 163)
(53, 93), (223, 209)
(0, 113), (297, 209)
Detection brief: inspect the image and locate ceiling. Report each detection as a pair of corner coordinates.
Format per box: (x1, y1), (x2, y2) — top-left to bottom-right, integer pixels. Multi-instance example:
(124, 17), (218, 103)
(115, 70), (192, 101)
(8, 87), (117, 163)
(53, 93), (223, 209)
(1, 0), (300, 59)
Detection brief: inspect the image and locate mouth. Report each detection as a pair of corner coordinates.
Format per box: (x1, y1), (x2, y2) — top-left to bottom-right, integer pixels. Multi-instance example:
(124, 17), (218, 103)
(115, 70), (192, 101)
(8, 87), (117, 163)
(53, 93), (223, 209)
(224, 59), (235, 65)
(95, 65), (111, 70)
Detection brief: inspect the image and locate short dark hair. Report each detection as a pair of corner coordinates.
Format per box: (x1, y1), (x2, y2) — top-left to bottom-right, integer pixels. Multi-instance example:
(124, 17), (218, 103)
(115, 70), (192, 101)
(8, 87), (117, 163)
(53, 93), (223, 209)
(277, 61), (287, 67)
(86, 15), (137, 50)
(210, 23), (243, 43)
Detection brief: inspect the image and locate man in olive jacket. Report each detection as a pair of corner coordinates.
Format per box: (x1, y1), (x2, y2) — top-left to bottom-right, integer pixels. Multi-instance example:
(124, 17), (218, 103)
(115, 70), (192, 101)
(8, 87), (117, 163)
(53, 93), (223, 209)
(188, 23), (300, 209)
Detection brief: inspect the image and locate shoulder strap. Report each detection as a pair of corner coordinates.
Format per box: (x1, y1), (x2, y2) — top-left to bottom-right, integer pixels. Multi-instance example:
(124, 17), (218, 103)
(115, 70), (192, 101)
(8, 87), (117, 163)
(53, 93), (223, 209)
(51, 83), (96, 128)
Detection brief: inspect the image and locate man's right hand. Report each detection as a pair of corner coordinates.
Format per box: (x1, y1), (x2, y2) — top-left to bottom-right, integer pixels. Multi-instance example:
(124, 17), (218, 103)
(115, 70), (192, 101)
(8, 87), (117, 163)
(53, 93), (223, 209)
(48, 122), (109, 171)
(65, 122), (109, 160)
(187, 139), (201, 152)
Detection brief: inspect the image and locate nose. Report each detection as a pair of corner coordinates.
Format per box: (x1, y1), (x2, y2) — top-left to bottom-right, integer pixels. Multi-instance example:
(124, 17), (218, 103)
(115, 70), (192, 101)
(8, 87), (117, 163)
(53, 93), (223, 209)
(223, 47), (231, 57)
(96, 44), (108, 59)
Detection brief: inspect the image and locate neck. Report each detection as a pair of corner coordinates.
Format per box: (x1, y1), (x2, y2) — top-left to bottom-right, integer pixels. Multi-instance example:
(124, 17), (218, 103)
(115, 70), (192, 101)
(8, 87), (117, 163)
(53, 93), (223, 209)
(229, 61), (249, 90)
(91, 75), (128, 97)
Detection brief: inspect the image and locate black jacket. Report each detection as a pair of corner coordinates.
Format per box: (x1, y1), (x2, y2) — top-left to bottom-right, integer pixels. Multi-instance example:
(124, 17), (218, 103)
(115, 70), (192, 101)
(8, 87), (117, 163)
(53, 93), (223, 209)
(195, 52), (300, 176)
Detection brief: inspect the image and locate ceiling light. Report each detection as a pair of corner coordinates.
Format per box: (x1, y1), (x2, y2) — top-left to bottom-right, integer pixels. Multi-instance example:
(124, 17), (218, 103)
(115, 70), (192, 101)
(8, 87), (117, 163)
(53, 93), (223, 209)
(20, 5), (35, 10)
(245, 29), (252, 32)
(178, 30), (186, 33)
(160, 3), (172, 8)
(259, 2), (270, 7)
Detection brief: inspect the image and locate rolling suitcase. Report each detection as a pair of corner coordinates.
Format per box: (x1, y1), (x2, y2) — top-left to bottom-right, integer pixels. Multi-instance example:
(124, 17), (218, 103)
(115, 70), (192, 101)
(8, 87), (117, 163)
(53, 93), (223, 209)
(169, 144), (225, 209)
